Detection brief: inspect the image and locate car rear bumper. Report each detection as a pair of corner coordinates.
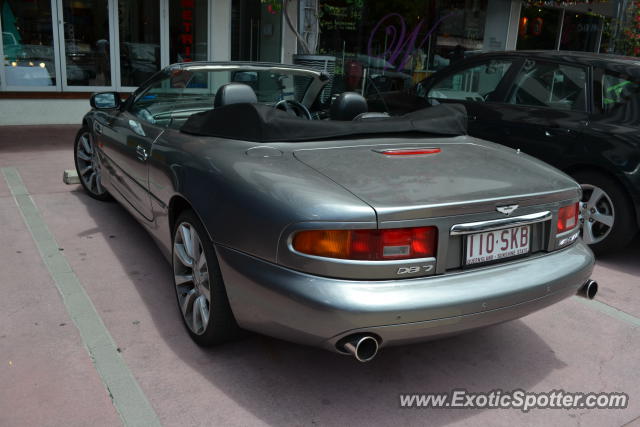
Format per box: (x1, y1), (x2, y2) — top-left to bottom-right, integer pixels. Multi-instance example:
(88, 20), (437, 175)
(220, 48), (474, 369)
(216, 242), (594, 352)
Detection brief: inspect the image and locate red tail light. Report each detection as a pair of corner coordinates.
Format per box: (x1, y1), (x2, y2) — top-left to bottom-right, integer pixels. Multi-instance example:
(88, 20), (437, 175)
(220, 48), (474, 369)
(376, 148), (441, 156)
(292, 227), (438, 261)
(557, 203), (579, 233)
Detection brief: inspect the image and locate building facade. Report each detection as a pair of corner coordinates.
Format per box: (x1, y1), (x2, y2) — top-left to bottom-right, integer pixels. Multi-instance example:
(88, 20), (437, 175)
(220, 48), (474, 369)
(0, 0), (636, 124)
(0, 0), (297, 124)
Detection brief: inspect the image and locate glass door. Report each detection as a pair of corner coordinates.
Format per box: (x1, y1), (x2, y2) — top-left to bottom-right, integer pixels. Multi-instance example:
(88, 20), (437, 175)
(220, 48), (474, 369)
(57, 0), (114, 90)
(117, 0), (161, 88)
(231, 0), (282, 63)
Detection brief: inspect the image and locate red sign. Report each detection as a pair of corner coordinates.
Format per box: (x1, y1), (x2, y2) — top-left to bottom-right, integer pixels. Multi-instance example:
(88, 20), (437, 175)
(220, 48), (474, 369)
(179, 0), (195, 62)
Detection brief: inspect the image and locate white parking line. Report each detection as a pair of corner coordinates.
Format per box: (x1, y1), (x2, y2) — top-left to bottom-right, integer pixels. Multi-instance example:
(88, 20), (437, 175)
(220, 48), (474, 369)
(1, 167), (161, 427)
(578, 297), (640, 329)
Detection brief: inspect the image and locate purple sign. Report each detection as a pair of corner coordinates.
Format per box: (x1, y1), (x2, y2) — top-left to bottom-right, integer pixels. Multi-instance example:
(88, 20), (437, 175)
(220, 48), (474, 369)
(367, 12), (460, 71)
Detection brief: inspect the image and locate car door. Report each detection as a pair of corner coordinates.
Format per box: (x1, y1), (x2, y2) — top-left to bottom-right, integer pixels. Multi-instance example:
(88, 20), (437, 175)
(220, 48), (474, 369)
(477, 58), (592, 170)
(99, 73), (179, 221)
(422, 56), (523, 135)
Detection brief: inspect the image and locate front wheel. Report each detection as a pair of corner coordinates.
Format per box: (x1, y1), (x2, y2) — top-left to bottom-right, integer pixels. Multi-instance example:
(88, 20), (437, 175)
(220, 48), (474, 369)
(172, 209), (240, 346)
(74, 126), (111, 201)
(572, 171), (637, 255)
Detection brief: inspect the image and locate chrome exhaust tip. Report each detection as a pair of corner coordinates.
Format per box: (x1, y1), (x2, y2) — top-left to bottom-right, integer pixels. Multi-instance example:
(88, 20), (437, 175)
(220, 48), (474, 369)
(577, 279), (598, 300)
(339, 335), (379, 362)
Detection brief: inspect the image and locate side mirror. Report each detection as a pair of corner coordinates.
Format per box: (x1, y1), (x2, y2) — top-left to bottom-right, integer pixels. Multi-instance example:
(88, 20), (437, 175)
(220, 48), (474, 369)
(90, 92), (121, 110)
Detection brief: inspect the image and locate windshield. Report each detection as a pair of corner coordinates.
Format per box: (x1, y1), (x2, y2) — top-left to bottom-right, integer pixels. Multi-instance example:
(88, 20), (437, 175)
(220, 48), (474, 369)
(129, 66), (316, 129)
(169, 67), (313, 104)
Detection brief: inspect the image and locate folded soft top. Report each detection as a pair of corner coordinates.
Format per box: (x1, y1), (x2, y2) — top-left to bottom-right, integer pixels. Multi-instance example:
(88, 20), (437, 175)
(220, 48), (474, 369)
(180, 102), (467, 142)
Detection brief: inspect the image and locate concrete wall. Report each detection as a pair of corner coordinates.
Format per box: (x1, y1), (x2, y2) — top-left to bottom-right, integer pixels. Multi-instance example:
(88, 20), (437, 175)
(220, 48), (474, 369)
(0, 99), (90, 126)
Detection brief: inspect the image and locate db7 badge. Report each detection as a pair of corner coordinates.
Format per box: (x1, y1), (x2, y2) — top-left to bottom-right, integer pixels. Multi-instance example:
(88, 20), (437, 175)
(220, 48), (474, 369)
(397, 265), (434, 275)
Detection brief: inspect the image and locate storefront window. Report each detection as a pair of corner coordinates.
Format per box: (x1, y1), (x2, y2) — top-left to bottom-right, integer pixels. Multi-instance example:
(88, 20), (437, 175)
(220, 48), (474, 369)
(169, 0), (208, 63)
(314, 0), (488, 98)
(433, 0), (487, 67)
(516, 6), (561, 51)
(231, 0), (283, 62)
(1, 0), (57, 87)
(559, 13), (603, 52)
(118, 0), (160, 87)
(61, 0), (111, 86)
(599, 18), (613, 54)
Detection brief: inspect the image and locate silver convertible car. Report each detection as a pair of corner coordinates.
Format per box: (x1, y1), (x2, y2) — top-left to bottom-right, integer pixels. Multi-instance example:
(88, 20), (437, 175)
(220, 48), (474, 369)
(75, 62), (597, 362)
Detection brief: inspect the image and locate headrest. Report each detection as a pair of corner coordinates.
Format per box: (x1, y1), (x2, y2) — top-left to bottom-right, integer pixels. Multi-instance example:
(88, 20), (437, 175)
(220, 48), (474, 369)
(214, 83), (258, 108)
(330, 92), (368, 121)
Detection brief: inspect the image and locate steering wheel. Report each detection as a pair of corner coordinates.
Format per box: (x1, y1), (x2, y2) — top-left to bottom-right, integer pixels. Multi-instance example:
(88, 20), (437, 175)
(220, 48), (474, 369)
(481, 91), (494, 102)
(275, 99), (313, 120)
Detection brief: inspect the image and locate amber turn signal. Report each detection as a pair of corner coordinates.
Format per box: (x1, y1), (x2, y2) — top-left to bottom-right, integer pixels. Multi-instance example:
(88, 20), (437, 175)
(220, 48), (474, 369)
(292, 227), (438, 261)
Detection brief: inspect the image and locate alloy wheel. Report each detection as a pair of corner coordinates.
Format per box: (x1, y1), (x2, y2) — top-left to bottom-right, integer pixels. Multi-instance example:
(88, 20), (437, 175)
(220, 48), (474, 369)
(173, 222), (211, 335)
(579, 183), (615, 245)
(76, 132), (105, 196)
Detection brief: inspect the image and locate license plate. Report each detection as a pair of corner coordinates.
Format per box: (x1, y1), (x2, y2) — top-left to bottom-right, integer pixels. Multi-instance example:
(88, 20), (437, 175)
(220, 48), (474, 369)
(465, 225), (530, 265)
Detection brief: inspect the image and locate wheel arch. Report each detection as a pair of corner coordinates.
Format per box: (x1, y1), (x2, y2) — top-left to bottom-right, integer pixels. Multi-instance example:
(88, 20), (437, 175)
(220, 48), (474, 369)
(168, 194), (216, 243)
(81, 111), (95, 130)
(168, 195), (193, 236)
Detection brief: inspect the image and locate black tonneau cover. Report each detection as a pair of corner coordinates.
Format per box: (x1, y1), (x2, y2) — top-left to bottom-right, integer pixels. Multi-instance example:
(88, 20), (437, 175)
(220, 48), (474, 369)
(180, 103), (467, 142)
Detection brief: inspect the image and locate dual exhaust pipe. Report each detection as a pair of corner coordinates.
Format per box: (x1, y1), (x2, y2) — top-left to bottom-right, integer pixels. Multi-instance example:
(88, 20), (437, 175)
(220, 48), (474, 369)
(338, 334), (379, 362)
(578, 279), (598, 300)
(339, 279), (598, 362)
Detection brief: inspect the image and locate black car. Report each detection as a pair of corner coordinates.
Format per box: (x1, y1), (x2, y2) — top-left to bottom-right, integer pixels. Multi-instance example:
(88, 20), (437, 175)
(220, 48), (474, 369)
(403, 50), (639, 254)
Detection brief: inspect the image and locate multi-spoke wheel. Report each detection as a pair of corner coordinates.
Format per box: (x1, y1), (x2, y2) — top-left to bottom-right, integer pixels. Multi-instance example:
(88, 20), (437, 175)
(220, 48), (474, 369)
(74, 127), (110, 200)
(174, 221), (211, 335)
(579, 184), (614, 245)
(573, 171), (637, 254)
(172, 210), (239, 345)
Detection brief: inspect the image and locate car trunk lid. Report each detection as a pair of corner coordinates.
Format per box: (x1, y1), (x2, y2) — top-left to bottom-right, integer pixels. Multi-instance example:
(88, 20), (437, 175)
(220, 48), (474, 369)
(294, 136), (580, 222)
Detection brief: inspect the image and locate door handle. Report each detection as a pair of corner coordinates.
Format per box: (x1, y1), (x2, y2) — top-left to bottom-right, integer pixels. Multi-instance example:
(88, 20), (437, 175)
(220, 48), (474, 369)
(136, 145), (149, 161)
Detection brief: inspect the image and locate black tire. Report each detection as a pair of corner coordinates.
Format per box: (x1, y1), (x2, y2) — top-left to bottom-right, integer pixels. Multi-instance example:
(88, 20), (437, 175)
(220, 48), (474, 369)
(73, 126), (111, 201)
(572, 170), (638, 255)
(172, 209), (240, 346)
